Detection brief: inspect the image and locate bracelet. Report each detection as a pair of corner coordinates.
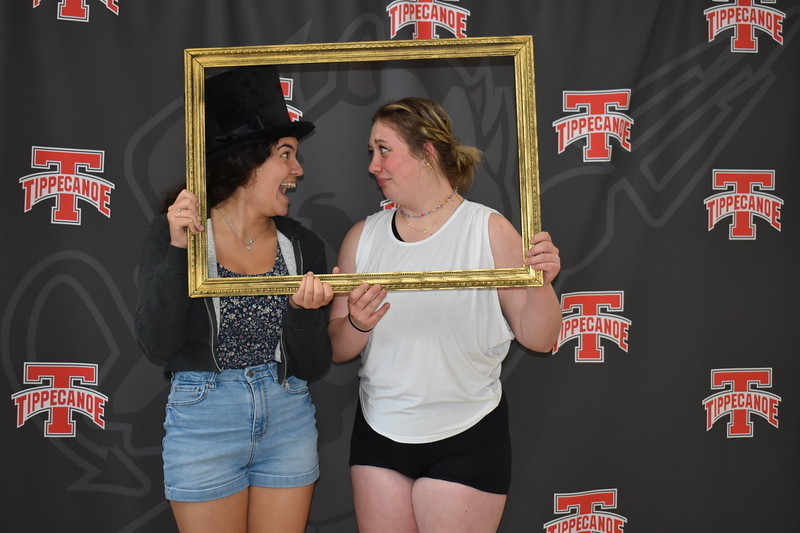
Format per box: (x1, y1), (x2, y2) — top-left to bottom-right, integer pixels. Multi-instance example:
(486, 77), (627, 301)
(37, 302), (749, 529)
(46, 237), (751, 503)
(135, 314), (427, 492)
(348, 314), (373, 333)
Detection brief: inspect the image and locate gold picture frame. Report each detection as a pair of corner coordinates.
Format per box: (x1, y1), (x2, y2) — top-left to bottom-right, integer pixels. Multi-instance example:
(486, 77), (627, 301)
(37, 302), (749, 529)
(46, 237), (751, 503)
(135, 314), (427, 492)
(185, 35), (541, 296)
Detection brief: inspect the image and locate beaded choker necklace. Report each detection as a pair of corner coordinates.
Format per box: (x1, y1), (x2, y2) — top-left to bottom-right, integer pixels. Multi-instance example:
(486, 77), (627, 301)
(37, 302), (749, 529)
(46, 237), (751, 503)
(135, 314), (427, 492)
(399, 189), (458, 218)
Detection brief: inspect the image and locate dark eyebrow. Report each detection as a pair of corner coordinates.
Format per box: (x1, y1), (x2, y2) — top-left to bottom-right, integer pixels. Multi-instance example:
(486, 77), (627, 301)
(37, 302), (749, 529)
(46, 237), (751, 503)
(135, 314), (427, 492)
(275, 142), (298, 154)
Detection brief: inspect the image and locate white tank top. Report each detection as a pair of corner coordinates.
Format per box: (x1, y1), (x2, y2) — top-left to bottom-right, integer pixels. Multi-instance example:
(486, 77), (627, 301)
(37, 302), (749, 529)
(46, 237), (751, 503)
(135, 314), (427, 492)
(355, 200), (514, 443)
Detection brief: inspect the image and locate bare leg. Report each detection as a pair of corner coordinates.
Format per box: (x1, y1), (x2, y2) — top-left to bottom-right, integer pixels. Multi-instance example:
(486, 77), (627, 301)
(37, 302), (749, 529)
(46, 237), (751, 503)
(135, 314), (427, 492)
(170, 489), (249, 533)
(412, 477), (506, 533)
(247, 484), (315, 533)
(352, 465), (419, 533)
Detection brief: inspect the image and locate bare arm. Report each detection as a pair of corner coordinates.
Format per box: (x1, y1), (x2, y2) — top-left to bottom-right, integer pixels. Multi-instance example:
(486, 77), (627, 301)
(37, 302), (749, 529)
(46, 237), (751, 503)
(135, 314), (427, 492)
(328, 221), (390, 362)
(489, 213), (562, 353)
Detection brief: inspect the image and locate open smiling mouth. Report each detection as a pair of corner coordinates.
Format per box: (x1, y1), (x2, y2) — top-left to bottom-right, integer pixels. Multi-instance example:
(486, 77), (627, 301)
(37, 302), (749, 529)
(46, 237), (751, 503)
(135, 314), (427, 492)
(279, 182), (296, 192)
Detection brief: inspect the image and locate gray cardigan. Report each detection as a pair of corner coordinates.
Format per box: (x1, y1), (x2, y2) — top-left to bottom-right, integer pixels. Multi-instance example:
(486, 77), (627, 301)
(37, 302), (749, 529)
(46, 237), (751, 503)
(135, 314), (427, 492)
(134, 214), (332, 382)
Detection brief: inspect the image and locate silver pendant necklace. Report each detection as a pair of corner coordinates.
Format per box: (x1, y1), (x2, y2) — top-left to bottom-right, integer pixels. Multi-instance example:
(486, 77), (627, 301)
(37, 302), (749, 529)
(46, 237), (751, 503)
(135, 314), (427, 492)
(218, 210), (269, 251)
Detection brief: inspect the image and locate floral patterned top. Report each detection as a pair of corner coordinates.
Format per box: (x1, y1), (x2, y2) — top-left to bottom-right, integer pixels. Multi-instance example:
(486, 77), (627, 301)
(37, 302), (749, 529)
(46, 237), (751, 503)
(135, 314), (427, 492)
(216, 250), (289, 369)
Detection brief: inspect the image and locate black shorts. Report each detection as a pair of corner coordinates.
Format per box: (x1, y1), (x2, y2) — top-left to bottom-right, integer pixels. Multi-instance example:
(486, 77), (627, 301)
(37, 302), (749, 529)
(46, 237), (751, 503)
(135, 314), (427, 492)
(349, 395), (512, 495)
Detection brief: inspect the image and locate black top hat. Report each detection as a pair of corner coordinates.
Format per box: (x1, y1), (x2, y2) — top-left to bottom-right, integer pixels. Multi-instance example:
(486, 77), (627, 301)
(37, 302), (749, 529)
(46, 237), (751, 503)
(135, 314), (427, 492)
(204, 65), (315, 163)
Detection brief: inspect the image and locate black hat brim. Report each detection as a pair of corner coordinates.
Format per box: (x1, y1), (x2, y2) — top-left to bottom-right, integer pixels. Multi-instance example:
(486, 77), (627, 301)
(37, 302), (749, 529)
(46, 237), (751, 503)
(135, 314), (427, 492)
(206, 119), (315, 164)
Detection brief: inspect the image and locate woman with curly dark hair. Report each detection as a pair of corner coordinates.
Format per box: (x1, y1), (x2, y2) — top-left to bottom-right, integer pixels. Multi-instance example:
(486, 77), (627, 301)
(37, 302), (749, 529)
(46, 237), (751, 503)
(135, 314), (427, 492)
(136, 65), (333, 533)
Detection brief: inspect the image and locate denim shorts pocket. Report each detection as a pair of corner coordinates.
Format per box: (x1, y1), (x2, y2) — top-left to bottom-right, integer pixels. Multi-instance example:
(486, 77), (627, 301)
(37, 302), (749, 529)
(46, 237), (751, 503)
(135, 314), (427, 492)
(282, 374), (308, 395)
(167, 382), (208, 407)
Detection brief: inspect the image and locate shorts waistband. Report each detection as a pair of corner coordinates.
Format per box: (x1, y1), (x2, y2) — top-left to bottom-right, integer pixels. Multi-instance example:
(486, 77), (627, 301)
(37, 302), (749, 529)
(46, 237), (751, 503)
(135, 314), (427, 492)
(173, 361), (279, 386)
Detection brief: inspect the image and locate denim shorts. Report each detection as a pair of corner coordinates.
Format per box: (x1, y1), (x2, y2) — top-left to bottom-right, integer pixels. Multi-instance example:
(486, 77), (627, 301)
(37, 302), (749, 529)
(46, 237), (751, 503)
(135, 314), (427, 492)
(162, 361), (319, 502)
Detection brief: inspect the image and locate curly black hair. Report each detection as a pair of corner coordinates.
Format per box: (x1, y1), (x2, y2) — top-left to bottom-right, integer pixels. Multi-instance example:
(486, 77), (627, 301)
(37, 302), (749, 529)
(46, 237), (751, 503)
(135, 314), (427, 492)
(159, 137), (278, 213)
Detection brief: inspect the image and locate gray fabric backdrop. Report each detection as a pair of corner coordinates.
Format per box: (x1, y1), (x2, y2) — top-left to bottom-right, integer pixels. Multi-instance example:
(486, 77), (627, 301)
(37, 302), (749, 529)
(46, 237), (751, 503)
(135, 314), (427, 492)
(3, 1), (798, 531)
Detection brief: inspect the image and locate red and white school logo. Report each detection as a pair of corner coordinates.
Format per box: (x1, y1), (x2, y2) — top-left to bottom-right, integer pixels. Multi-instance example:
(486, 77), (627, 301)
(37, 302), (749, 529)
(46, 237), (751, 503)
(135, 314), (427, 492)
(705, 0), (785, 53)
(11, 363), (108, 438)
(703, 368), (780, 438)
(33, 0), (119, 22)
(544, 489), (627, 533)
(553, 90), (634, 162)
(20, 146), (114, 225)
(704, 169), (782, 240)
(386, 0), (470, 39)
(554, 291), (631, 363)
(280, 77), (305, 123)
